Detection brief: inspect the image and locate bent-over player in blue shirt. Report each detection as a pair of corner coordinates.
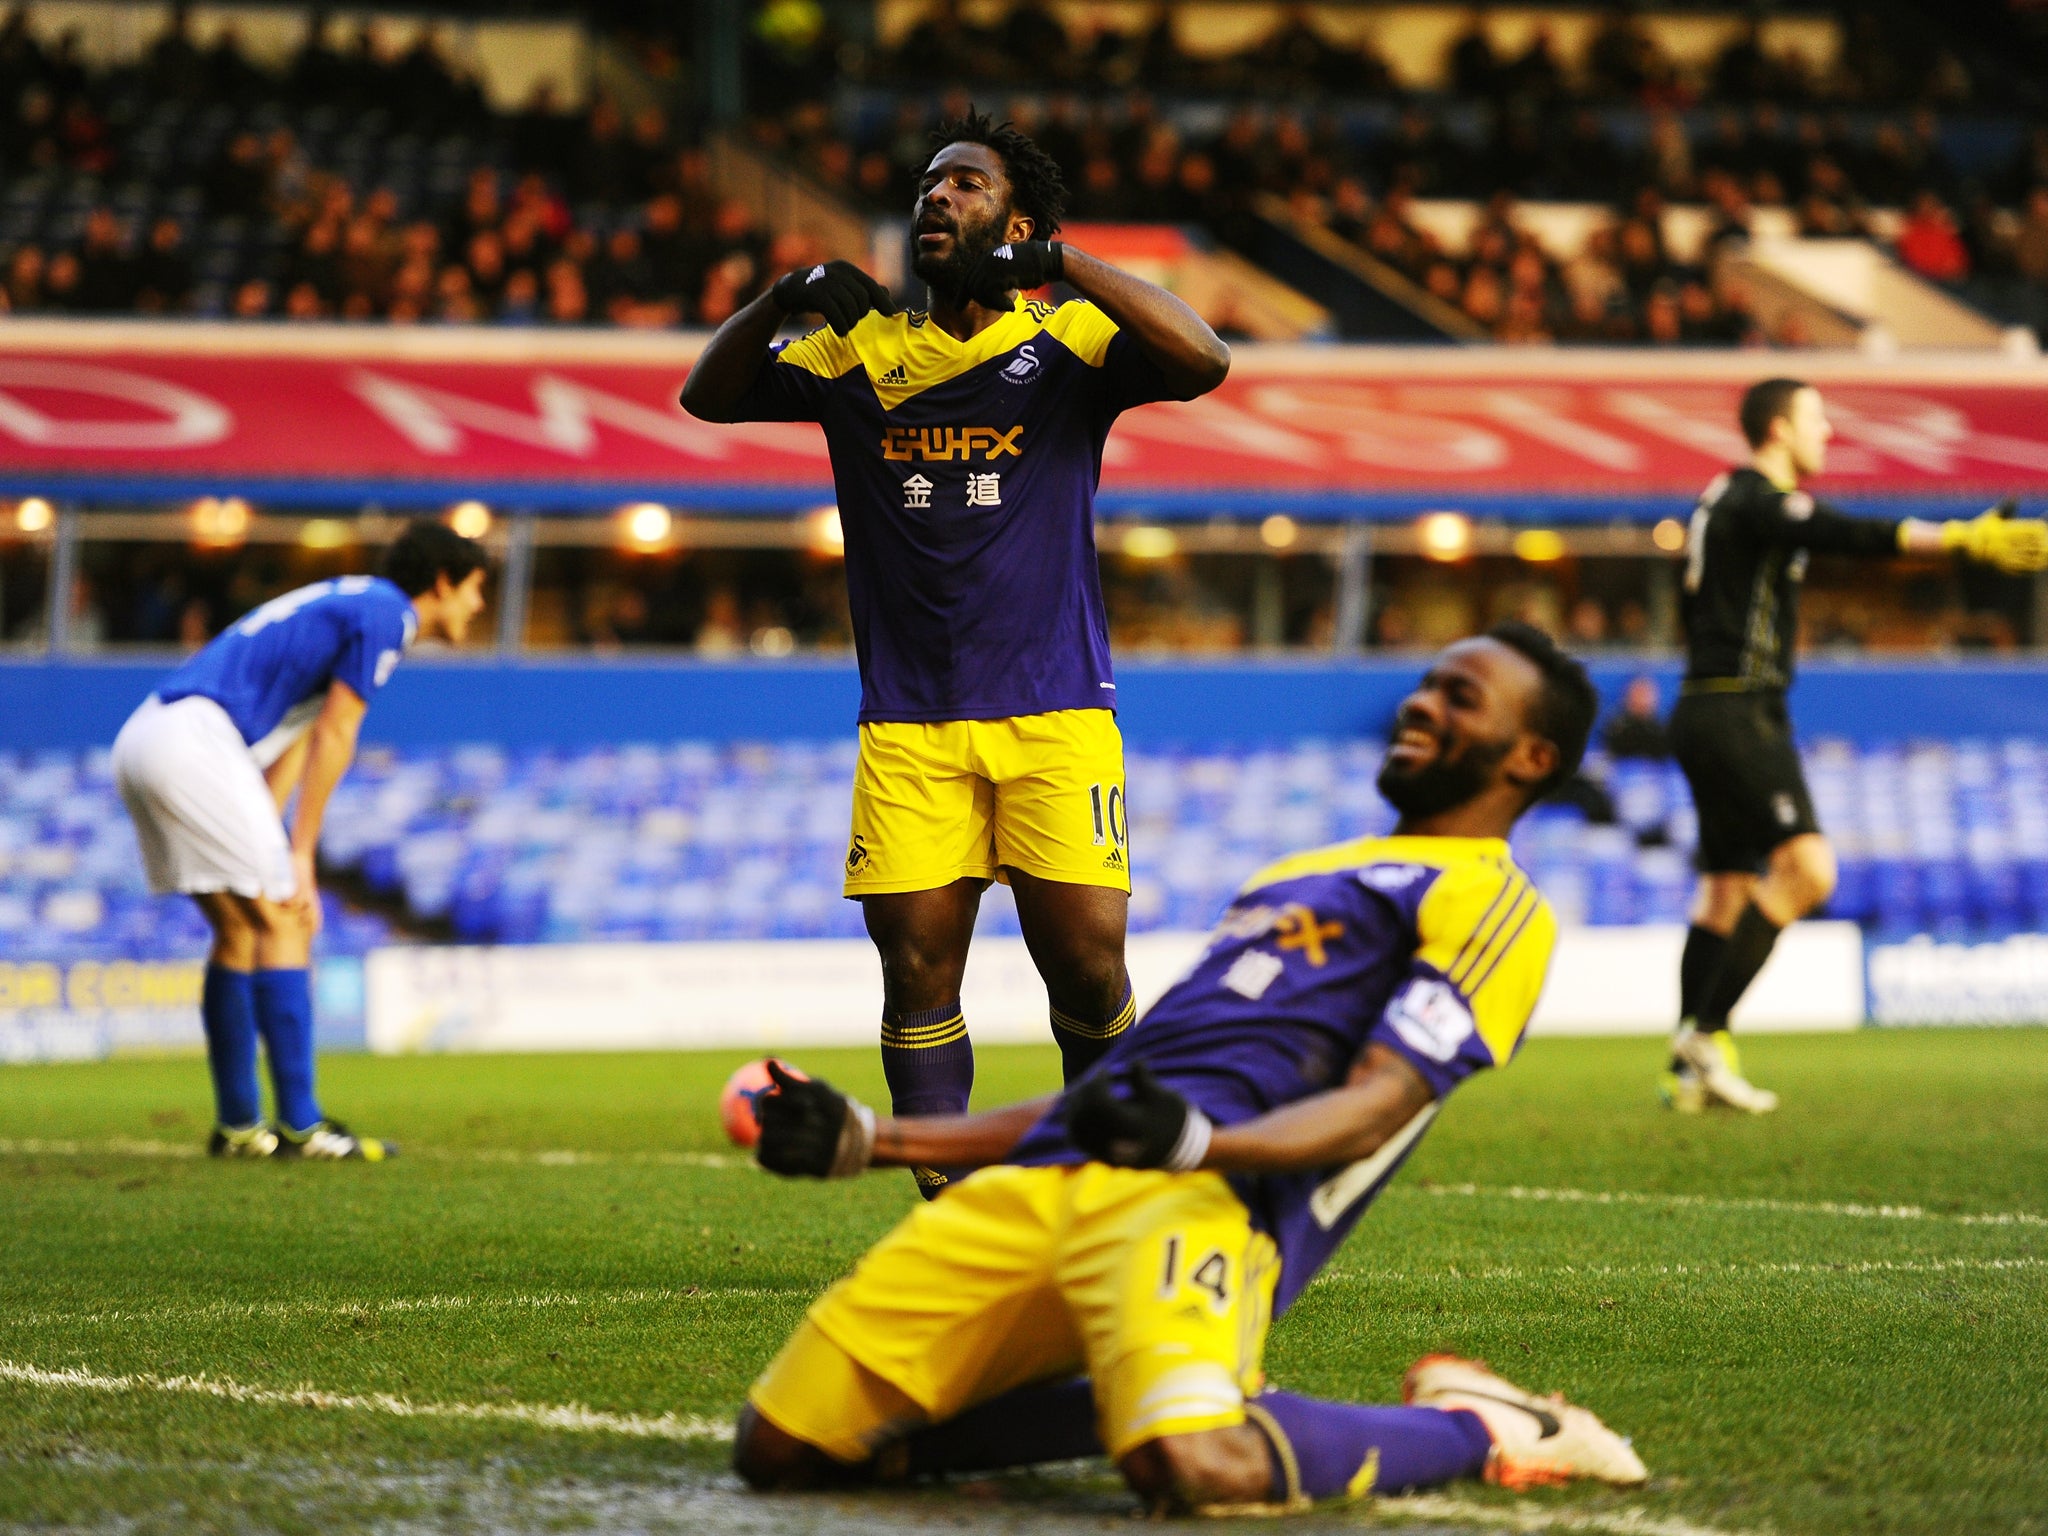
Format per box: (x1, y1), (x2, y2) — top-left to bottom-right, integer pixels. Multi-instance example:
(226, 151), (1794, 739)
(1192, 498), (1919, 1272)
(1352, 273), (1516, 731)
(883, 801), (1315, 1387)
(732, 625), (1650, 1515)
(111, 521), (487, 1159)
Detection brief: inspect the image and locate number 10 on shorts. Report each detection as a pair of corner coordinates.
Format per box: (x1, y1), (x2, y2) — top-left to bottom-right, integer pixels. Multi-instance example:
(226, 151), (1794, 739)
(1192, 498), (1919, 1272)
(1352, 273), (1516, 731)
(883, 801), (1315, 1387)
(1088, 783), (1127, 849)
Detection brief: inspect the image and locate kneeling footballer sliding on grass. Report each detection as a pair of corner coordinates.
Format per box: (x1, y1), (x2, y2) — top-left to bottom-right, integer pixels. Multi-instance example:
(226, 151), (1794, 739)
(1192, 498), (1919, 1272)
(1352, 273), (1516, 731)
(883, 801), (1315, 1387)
(733, 625), (1649, 1515)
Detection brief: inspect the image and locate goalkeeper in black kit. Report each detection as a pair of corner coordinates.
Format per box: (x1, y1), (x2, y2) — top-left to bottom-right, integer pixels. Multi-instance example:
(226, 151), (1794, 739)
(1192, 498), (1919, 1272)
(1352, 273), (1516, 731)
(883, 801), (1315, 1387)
(1663, 377), (2048, 1113)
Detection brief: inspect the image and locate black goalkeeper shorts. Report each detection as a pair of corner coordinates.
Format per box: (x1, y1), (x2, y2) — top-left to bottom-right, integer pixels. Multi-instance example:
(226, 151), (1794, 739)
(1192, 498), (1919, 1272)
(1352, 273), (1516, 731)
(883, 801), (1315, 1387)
(1670, 687), (1821, 875)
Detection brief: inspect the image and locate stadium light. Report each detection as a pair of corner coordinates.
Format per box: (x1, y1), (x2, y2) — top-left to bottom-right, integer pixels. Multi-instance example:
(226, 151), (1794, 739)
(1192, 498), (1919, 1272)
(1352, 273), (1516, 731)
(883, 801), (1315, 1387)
(1260, 514), (1299, 550)
(14, 497), (52, 533)
(449, 500), (493, 539)
(1122, 525), (1178, 559)
(623, 502), (672, 548)
(1512, 529), (1566, 564)
(807, 506), (845, 555)
(1652, 518), (1687, 552)
(299, 519), (349, 549)
(1417, 511), (1471, 562)
(191, 495), (251, 547)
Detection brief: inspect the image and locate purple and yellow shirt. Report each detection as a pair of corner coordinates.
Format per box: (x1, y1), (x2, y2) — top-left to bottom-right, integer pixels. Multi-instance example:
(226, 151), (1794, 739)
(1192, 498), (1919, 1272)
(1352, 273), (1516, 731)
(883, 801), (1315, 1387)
(1012, 835), (1557, 1312)
(723, 296), (1173, 724)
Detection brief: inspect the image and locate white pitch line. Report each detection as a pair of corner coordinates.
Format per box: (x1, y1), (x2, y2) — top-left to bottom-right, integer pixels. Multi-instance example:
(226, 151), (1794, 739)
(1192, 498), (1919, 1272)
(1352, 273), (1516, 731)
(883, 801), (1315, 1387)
(0, 1136), (202, 1159)
(415, 1148), (751, 1170)
(3, 1284), (808, 1333)
(0, 1137), (749, 1170)
(0, 1359), (1760, 1536)
(0, 1358), (734, 1442)
(1316, 1254), (2048, 1288)
(5, 1138), (2043, 1230)
(1406, 1181), (2048, 1229)
(1390, 1494), (1763, 1536)
(18, 1256), (2040, 1337)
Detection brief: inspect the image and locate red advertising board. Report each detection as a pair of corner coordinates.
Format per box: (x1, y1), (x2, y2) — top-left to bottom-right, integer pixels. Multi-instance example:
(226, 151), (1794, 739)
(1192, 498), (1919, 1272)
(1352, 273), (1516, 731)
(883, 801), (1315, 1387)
(2, 324), (2045, 517)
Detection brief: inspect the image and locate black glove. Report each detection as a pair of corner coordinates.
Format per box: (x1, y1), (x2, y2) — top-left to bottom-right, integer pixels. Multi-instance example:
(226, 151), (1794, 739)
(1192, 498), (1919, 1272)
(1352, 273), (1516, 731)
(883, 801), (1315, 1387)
(770, 260), (897, 335)
(960, 240), (1064, 308)
(755, 1060), (876, 1179)
(1061, 1064), (1212, 1171)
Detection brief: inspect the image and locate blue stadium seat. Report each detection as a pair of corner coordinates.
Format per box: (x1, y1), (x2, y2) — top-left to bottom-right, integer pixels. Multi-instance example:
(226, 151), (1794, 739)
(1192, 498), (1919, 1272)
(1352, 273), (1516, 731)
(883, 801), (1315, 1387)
(13, 734), (2048, 959)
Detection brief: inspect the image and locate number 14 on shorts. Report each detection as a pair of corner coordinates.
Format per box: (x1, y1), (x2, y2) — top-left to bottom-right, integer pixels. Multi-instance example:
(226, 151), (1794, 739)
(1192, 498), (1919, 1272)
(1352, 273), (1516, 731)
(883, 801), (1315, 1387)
(1159, 1234), (1232, 1308)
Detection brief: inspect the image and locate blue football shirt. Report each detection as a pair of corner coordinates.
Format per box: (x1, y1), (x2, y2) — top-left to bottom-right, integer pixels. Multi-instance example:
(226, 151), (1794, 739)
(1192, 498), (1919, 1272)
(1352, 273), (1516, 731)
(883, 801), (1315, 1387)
(156, 576), (417, 764)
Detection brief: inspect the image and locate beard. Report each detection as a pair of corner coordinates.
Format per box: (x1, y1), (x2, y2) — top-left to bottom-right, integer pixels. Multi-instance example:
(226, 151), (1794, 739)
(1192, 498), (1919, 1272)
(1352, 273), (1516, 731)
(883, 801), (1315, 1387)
(911, 209), (1005, 303)
(1376, 725), (1512, 821)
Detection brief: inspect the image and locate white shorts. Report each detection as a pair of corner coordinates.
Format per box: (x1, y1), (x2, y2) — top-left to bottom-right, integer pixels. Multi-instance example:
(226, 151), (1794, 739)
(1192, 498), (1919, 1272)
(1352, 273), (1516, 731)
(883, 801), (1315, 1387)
(112, 694), (297, 902)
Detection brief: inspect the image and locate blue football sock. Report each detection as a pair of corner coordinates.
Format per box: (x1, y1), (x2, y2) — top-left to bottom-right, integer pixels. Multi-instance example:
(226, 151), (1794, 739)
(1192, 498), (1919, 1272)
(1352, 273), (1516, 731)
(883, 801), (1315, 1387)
(1248, 1392), (1493, 1501)
(880, 1000), (972, 1200)
(906, 1377), (1100, 1476)
(201, 964), (262, 1129)
(1049, 977), (1136, 1083)
(252, 967), (321, 1134)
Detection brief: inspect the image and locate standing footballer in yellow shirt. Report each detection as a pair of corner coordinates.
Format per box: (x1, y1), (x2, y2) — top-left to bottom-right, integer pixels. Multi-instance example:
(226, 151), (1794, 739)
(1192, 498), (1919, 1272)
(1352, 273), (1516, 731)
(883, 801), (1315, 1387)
(683, 108), (1231, 1195)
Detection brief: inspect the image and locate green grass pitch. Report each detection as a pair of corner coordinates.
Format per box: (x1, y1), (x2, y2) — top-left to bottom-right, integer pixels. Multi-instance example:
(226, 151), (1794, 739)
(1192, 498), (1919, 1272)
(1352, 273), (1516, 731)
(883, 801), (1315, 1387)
(1, 1029), (2044, 1535)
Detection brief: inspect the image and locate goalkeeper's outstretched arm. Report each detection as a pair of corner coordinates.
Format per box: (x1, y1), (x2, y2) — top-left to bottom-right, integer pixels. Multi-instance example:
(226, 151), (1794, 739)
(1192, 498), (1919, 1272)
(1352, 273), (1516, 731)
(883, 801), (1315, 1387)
(1898, 499), (2048, 574)
(1748, 491), (2048, 575)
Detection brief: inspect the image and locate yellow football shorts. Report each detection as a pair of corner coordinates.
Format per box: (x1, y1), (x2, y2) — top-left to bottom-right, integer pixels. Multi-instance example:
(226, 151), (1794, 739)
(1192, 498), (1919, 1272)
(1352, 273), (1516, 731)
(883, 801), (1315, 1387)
(842, 709), (1129, 898)
(747, 1163), (1279, 1464)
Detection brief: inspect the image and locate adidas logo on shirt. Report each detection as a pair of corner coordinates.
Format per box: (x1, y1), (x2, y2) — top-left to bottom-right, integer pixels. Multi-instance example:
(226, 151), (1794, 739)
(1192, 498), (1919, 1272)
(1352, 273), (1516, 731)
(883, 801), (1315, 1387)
(877, 364), (908, 386)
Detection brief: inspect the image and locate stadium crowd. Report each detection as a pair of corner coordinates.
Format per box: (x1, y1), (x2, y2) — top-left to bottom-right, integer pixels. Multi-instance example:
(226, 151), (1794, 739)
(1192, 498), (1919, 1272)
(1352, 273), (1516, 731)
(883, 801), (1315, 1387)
(848, 3), (1985, 110)
(0, 6), (811, 323)
(776, 11), (2048, 345)
(4, 1), (2048, 340)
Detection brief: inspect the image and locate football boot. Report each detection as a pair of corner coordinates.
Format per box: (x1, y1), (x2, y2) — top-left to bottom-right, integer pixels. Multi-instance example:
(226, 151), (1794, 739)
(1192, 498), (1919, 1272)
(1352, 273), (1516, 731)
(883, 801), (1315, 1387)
(1403, 1354), (1647, 1490)
(207, 1123), (279, 1158)
(274, 1119), (396, 1161)
(1672, 1026), (1778, 1114)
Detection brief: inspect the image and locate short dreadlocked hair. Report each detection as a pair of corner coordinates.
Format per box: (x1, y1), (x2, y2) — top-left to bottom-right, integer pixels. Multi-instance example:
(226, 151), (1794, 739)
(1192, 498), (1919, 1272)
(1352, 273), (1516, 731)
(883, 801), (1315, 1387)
(1484, 620), (1597, 801)
(929, 106), (1068, 238)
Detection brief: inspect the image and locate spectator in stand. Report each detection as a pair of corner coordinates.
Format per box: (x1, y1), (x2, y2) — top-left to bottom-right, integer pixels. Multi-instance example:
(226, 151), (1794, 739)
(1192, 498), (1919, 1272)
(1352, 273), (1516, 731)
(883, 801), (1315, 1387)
(74, 208), (137, 312)
(283, 280), (326, 321)
(135, 217), (194, 313)
(2014, 188), (2048, 289)
(1567, 597), (1609, 649)
(1602, 676), (1673, 761)
(206, 130), (272, 220)
(231, 277), (272, 318)
(4, 242), (44, 313)
(435, 263), (481, 323)
(499, 267), (540, 324)
(337, 216), (394, 309)
(1641, 281), (1684, 345)
(466, 230), (509, 312)
(1895, 190), (1969, 285)
(43, 248), (80, 309)
(544, 256), (589, 324)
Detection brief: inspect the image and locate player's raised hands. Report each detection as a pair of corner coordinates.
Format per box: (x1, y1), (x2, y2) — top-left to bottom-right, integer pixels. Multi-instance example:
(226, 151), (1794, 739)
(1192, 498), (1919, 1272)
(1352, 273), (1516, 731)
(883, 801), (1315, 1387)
(1940, 499), (2048, 574)
(1062, 1064), (1212, 1171)
(961, 240), (1065, 308)
(770, 261), (897, 336)
(754, 1060), (876, 1178)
